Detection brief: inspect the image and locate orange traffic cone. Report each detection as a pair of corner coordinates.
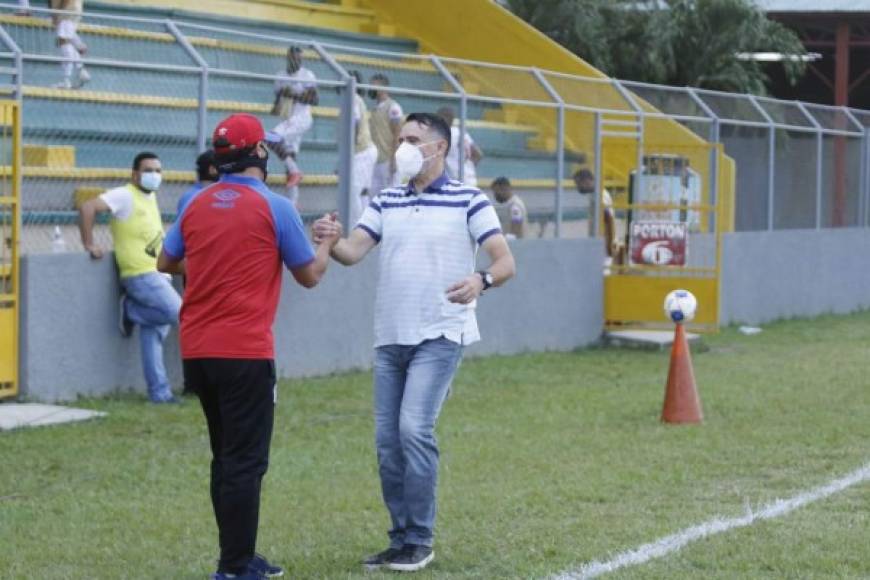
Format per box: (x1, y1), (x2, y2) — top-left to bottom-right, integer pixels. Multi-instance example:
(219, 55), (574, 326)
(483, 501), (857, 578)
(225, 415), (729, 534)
(661, 323), (703, 424)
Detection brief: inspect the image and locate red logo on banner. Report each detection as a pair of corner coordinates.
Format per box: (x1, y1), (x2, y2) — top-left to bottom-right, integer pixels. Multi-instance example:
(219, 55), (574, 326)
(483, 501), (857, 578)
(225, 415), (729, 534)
(629, 221), (688, 266)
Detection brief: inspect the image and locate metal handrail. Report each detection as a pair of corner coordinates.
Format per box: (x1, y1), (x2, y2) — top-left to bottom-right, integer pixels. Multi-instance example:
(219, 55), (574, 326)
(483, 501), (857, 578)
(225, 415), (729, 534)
(0, 0), (865, 237)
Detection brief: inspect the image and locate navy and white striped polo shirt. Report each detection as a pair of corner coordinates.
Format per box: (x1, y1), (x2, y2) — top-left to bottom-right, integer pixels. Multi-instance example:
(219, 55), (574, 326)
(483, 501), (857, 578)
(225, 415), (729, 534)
(356, 172), (503, 347)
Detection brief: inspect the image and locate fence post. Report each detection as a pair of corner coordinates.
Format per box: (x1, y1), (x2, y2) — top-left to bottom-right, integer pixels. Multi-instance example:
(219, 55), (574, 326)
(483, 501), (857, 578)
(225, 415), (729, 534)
(313, 43), (353, 232)
(747, 96), (776, 231)
(532, 68), (564, 238)
(844, 108), (868, 228)
(593, 112), (602, 238)
(863, 127), (870, 228)
(613, 79), (644, 227)
(688, 88), (719, 232)
(167, 21), (209, 153)
(866, 128), (870, 228)
(796, 102), (823, 229)
(0, 25), (23, 101)
(430, 56), (466, 182)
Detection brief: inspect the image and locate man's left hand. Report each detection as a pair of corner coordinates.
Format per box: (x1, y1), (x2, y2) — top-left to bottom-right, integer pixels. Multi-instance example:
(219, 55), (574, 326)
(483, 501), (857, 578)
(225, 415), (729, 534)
(312, 212), (342, 246)
(446, 274), (484, 304)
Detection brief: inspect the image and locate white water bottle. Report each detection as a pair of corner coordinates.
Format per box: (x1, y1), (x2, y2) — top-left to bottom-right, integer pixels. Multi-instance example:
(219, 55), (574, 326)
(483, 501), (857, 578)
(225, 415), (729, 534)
(51, 226), (67, 253)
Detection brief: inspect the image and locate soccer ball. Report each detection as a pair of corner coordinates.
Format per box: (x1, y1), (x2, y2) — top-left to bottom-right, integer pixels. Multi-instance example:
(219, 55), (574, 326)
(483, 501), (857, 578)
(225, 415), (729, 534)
(664, 289), (697, 323)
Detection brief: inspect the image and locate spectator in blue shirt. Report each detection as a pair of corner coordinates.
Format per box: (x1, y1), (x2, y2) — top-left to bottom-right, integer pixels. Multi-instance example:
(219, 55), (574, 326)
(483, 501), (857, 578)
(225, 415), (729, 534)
(177, 150), (218, 216)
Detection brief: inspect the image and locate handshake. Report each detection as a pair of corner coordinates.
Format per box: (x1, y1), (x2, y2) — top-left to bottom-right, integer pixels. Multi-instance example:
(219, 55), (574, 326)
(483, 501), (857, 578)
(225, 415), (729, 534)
(312, 212), (343, 247)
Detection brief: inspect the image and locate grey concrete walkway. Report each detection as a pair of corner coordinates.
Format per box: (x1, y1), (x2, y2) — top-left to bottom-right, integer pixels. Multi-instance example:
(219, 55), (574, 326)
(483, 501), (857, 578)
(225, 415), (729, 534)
(0, 403), (106, 431)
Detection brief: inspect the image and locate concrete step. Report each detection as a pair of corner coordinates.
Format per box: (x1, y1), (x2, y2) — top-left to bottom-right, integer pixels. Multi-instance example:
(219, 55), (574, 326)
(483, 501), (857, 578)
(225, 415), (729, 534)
(0, 403), (106, 431)
(604, 329), (701, 351)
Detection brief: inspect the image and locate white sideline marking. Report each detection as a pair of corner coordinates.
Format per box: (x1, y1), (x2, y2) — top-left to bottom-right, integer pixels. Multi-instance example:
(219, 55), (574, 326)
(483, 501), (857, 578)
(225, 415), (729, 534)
(553, 461), (870, 580)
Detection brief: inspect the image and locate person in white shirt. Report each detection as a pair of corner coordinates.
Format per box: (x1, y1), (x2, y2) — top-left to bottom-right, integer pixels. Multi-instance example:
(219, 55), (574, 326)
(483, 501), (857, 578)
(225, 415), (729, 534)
(368, 73), (404, 193)
(313, 112), (515, 573)
(574, 168), (621, 269)
(51, 0), (90, 89)
(349, 70), (379, 224)
(437, 106), (482, 187)
(269, 45), (318, 204)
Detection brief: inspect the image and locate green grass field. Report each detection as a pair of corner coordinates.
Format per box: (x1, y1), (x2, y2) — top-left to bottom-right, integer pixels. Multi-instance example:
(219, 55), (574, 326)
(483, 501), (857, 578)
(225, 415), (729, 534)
(2, 312), (869, 579)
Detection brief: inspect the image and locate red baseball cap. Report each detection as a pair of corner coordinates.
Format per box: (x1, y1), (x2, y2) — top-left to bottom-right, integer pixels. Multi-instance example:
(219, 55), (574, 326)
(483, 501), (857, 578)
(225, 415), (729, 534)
(213, 113), (265, 156)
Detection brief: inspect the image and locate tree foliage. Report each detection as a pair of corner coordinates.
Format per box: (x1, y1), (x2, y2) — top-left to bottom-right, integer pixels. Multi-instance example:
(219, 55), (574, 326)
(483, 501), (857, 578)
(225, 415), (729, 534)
(507, 0), (806, 94)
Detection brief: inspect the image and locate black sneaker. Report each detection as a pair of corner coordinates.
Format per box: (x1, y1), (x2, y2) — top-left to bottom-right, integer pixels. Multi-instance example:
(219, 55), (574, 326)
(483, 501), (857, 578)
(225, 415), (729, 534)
(362, 547), (403, 570)
(118, 294), (134, 337)
(387, 544), (434, 572)
(210, 571), (265, 580)
(249, 553), (283, 577)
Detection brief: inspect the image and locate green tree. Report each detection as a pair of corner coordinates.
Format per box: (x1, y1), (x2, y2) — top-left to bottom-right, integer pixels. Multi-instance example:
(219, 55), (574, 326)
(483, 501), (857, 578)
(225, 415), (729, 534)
(507, 0), (806, 94)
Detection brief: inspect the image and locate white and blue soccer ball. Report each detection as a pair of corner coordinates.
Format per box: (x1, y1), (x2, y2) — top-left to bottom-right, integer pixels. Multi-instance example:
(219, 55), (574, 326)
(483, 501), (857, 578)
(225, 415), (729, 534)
(664, 289), (697, 323)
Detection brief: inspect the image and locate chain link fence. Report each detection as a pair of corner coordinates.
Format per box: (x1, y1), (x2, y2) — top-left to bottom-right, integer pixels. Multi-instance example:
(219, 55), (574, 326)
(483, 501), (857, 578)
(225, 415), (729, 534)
(0, 2), (867, 254)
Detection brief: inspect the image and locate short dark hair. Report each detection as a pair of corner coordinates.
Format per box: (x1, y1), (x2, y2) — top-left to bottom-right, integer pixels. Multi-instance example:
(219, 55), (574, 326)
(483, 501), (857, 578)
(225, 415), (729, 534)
(349, 69), (362, 84)
(288, 45), (303, 55)
(405, 112), (451, 155)
(491, 176), (511, 188)
(574, 168), (594, 181)
(371, 73), (390, 85)
(437, 106), (455, 119)
(133, 152), (159, 171)
(196, 150), (216, 182)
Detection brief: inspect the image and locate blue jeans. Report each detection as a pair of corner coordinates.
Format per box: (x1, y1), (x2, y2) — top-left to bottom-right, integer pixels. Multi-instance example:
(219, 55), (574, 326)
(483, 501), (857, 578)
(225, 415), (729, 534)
(121, 272), (181, 402)
(373, 336), (464, 548)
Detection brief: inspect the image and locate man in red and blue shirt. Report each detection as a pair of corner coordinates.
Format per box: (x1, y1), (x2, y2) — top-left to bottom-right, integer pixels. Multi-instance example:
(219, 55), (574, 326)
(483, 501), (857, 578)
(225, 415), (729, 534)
(158, 113), (336, 579)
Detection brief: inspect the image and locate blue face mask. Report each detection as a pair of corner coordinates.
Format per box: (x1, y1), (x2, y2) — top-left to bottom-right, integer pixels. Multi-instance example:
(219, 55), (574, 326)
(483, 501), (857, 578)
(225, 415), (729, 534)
(139, 171), (162, 192)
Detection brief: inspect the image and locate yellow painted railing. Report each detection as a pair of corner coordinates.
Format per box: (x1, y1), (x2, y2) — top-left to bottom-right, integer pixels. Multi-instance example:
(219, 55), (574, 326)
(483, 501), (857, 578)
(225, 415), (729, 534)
(0, 100), (20, 399)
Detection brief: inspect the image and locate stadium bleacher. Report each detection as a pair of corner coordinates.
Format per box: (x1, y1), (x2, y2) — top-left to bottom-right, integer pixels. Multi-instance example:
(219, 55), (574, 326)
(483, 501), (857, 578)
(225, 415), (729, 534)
(0, 1), (585, 240)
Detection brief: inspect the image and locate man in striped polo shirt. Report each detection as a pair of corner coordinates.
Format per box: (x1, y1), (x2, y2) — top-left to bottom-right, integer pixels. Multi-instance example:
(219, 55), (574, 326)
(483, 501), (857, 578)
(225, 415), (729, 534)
(314, 112), (516, 573)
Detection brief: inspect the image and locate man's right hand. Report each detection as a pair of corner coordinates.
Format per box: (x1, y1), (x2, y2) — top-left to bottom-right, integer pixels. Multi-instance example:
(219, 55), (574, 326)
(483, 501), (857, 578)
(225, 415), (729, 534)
(85, 244), (104, 260)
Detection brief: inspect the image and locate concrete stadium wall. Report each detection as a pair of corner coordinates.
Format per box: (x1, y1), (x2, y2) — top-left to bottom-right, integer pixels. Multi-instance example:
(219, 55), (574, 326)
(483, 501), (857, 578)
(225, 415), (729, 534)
(20, 253), (185, 402)
(20, 229), (869, 402)
(19, 239), (605, 402)
(721, 228), (870, 325)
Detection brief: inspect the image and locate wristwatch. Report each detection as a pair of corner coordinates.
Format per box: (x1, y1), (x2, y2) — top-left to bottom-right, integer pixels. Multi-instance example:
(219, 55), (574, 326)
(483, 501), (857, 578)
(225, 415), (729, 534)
(477, 270), (494, 292)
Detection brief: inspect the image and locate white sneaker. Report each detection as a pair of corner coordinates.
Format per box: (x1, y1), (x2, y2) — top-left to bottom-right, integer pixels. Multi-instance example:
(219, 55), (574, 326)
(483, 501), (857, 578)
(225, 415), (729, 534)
(75, 68), (90, 88)
(52, 78), (73, 89)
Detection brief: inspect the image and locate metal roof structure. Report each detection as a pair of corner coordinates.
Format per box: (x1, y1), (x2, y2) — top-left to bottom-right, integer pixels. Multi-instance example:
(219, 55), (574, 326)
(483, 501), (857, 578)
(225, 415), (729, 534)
(756, 0), (870, 13)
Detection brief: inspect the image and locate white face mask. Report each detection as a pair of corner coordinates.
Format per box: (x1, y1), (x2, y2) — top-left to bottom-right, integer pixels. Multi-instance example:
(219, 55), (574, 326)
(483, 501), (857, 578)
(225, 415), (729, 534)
(394, 141), (438, 181)
(139, 171), (162, 192)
